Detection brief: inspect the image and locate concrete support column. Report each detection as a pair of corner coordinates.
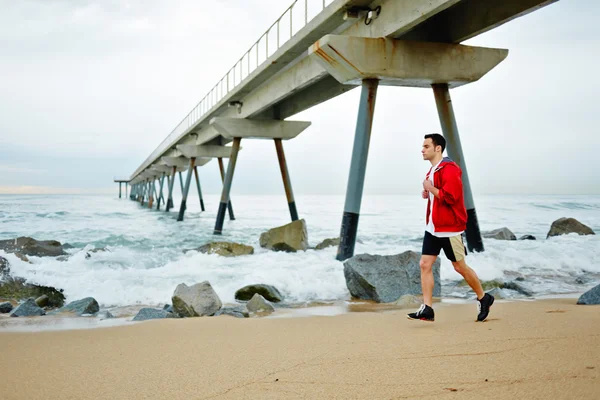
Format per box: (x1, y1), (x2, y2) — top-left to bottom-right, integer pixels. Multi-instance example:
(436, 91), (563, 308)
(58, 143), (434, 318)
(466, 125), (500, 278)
(193, 166), (205, 212)
(125, 182), (128, 199)
(166, 166), (176, 211)
(140, 181), (146, 206)
(274, 138), (298, 221)
(177, 158), (196, 222)
(214, 138), (241, 234)
(336, 79), (379, 262)
(432, 83), (484, 252)
(148, 179), (155, 209)
(119, 182), (122, 199)
(156, 174), (165, 210)
(178, 171), (184, 194)
(218, 158), (235, 221)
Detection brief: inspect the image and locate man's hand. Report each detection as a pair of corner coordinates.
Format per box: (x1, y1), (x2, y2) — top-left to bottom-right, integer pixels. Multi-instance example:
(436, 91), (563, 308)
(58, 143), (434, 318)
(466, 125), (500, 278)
(421, 190), (429, 199)
(423, 179), (435, 192)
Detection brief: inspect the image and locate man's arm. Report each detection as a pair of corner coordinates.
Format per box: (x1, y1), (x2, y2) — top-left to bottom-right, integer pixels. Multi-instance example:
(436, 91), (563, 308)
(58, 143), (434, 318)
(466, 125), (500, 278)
(423, 168), (462, 204)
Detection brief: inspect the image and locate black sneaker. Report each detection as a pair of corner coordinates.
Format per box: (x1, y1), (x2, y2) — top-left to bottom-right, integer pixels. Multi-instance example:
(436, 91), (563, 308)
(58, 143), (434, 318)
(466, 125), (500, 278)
(407, 304), (435, 322)
(477, 293), (494, 322)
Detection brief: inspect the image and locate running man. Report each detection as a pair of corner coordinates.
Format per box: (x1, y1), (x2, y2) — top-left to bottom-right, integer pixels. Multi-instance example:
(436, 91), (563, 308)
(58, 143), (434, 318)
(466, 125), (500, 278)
(407, 133), (494, 322)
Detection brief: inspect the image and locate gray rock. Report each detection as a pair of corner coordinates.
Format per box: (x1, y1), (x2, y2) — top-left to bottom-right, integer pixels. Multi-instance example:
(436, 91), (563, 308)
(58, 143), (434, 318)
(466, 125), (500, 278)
(132, 308), (177, 321)
(0, 237), (67, 257)
(97, 311), (114, 320)
(215, 306), (250, 318)
(502, 281), (533, 297)
(85, 247), (111, 259)
(575, 276), (590, 285)
(0, 275), (65, 308)
(482, 227), (516, 241)
(52, 297), (100, 316)
(343, 251), (441, 303)
(246, 294), (275, 315)
(0, 301), (13, 313)
(259, 219), (308, 252)
(0, 256), (10, 280)
(547, 218), (595, 238)
(577, 284), (600, 305)
(235, 284), (283, 303)
(35, 294), (49, 308)
(315, 237), (340, 250)
(10, 298), (46, 317)
(487, 287), (508, 299)
(172, 281), (222, 317)
(518, 235), (536, 240)
(186, 242), (254, 257)
(162, 304), (172, 311)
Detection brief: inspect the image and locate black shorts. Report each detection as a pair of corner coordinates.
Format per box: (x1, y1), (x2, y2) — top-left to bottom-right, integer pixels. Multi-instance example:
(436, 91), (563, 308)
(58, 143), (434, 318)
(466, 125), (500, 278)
(422, 231), (467, 262)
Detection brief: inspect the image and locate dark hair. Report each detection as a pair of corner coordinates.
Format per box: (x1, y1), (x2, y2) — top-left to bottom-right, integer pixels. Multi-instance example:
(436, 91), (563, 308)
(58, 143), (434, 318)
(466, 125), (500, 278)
(424, 133), (446, 153)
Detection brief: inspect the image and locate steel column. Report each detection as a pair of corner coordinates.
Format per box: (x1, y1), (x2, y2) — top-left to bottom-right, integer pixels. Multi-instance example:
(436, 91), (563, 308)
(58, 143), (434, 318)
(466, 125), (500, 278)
(119, 182), (122, 199)
(125, 182), (128, 198)
(214, 138), (241, 234)
(218, 157), (235, 221)
(193, 166), (205, 212)
(274, 138), (298, 221)
(178, 171), (184, 194)
(156, 174), (165, 210)
(177, 158), (195, 221)
(336, 79), (379, 261)
(148, 179), (155, 209)
(432, 83), (484, 252)
(166, 166), (176, 211)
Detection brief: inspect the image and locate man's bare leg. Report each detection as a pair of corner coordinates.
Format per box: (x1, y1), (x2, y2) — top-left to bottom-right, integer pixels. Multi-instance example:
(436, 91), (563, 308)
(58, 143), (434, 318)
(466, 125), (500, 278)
(419, 255), (437, 306)
(452, 259), (485, 299)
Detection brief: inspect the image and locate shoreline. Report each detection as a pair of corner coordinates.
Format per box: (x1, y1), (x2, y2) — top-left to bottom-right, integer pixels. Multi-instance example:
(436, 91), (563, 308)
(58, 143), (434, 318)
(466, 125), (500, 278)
(1, 297), (598, 399)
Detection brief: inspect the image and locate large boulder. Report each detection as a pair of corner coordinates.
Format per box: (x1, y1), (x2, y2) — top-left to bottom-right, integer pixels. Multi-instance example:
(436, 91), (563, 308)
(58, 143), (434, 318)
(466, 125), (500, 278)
(547, 218), (595, 238)
(132, 308), (177, 321)
(172, 281), (222, 317)
(235, 284), (283, 303)
(0, 237), (67, 257)
(0, 275), (65, 308)
(51, 297), (99, 316)
(259, 219), (308, 252)
(246, 293), (275, 315)
(577, 284), (600, 305)
(343, 251), (441, 303)
(518, 235), (536, 241)
(482, 227), (516, 241)
(215, 306), (250, 318)
(0, 256), (10, 279)
(10, 298), (46, 317)
(0, 301), (14, 313)
(187, 242), (254, 257)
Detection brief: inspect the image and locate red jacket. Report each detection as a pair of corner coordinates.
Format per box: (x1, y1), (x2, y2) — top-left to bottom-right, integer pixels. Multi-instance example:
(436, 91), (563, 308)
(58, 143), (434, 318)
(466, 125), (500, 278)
(425, 157), (467, 232)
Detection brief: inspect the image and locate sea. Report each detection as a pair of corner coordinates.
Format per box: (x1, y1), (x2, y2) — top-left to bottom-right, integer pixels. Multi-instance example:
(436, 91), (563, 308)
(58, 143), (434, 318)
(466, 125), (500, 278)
(1, 193), (599, 311)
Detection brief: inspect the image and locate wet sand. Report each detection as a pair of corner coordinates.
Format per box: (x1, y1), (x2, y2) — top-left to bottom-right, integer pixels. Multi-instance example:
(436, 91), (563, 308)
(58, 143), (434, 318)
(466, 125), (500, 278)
(0, 298), (598, 399)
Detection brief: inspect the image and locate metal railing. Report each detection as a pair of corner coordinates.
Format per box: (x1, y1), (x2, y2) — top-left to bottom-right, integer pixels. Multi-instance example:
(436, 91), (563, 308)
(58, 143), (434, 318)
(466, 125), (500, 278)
(134, 0), (334, 178)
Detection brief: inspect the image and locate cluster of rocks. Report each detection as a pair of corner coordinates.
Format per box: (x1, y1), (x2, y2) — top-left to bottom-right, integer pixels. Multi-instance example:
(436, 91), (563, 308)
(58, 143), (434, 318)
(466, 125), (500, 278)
(482, 217), (596, 241)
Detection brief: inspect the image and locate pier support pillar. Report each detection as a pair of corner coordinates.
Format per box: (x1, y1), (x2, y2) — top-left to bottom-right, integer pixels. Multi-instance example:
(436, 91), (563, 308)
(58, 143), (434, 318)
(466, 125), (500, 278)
(217, 158), (235, 221)
(432, 83), (484, 252)
(156, 174), (165, 210)
(148, 179), (155, 209)
(214, 138), (241, 234)
(177, 158), (195, 221)
(119, 182), (122, 199)
(193, 166), (205, 212)
(125, 182), (128, 199)
(274, 138), (298, 221)
(336, 79), (379, 261)
(166, 166), (176, 211)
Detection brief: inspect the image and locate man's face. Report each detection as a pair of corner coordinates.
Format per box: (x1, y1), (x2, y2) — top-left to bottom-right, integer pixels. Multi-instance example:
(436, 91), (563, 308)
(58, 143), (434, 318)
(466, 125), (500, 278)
(421, 138), (440, 161)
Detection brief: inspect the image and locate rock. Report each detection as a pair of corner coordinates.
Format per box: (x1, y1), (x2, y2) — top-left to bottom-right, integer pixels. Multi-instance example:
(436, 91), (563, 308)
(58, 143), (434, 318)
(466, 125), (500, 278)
(0, 301), (13, 313)
(577, 284), (600, 305)
(0, 237), (67, 257)
(246, 293), (275, 315)
(85, 247), (111, 259)
(487, 287), (508, 299)
(186, 241), (254, 257)
(162, 304), (172, 311)
(0, 256), (10, 280)
(547, 218), (595, 238)
(518, 235), (536, 241)
(14, 253), (30, 262)
(52, 297), (100, 316)
(10, 298), (46, 317)
(343, 251), (441, 303)
(35, 295), (49, 308)
(315, 237), (340, 250)
(575, 276), (590, 285)
(97, 311), (114, 320)
(480, 280), (504, 290)
(215, 306), (250, 318)
(235, 284), (283, 303)
(0, 276), (65, 308)
(259, 219), (308, 252)
(502, 281), (533, 297)
(172, 281), (222, 317)
(482, 227), (516, 241)
(392, 294), (421, 308)
(132, 308), (177, 321)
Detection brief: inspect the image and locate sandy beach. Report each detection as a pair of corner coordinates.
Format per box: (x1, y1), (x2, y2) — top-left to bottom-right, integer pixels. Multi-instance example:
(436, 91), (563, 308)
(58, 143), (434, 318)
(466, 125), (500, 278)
(1, 298), (598, 400)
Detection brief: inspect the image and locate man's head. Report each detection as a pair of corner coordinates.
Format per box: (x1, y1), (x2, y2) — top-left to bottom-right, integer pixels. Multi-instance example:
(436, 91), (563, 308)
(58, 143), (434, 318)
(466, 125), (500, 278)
(422, 133), (446, 162)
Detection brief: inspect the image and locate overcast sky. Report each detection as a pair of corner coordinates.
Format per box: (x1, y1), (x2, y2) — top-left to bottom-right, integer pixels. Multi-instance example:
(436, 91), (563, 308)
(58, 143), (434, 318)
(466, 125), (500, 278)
(1, 0), (598, 196)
